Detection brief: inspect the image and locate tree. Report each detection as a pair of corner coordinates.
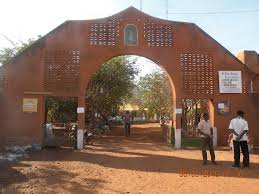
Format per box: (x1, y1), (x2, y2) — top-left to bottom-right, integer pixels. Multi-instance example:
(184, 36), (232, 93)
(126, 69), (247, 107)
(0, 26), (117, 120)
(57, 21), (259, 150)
(45, 96), (77, 123)
(136, 71), (174, 119)
(181, 99), (209, 137)
(85, 56), (139, 119)
(0, 37), (36, 65)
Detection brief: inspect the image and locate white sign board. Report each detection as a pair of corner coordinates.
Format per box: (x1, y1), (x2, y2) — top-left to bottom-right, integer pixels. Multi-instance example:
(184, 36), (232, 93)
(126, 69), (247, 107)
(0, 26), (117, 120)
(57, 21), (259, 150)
(175, 108), (182, 114)
(217, 103), (224, 109)
(77, 107), (85, 114)
(218, 71), (242, 93)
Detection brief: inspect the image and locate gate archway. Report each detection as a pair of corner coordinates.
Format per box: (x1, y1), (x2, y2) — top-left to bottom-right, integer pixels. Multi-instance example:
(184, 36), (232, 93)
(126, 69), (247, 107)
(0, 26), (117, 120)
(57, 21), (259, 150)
(0, 6), (258, 146)
(82, 53), (177, 143)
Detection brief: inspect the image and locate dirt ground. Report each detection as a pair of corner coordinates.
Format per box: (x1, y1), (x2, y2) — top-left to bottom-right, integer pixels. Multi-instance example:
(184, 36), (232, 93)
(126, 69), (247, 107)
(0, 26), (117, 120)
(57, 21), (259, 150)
(1, 123), (259, 194)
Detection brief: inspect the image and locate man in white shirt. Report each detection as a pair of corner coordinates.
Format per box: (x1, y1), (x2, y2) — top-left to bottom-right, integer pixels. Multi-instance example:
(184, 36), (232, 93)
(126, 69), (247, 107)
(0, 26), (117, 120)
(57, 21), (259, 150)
(229, 110), (249, 168)
(197, 113), (216, 165)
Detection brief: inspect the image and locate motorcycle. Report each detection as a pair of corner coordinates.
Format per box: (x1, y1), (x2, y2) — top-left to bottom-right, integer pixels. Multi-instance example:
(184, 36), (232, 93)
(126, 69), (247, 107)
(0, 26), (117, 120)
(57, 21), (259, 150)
(69, 124), (77, 140)
(69, 124), (94, 145)
(84, 128), (94, 145)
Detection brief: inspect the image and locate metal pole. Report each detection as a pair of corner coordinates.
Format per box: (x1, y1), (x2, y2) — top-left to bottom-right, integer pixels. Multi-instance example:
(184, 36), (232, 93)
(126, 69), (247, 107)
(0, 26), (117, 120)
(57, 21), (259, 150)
(0, 33), (16, 46)
(166, 0), (168, 20)
(140, 0), (142, 11)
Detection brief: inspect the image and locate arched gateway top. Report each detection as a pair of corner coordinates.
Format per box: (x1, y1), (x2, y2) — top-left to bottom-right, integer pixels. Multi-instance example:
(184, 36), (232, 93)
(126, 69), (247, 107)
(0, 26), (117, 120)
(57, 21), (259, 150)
(0, 6), (258, 146)
(1, 6), (249, 98)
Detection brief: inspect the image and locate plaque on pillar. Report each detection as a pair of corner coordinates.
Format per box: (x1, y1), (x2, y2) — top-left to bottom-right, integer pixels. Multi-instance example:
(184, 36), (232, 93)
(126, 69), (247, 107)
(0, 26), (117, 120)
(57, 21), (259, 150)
(77, 107), (85, 114)
(175, 108), (182, 114)
(23, 98), (38, 113)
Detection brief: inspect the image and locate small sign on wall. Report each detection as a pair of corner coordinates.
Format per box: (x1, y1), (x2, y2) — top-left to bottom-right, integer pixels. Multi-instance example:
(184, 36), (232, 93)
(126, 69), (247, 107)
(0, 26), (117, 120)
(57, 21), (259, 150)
(217, 100), (231, 115)
(23, 98), (38, 113)
(77, 107), (85, 114)
(217, 103), (224, 109)
(175, 108), (182, 114)
(218, 71), (242, 93)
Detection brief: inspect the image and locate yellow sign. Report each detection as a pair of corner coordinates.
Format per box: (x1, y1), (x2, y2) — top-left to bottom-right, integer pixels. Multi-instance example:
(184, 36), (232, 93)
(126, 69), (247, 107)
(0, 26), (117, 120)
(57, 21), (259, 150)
(23, 98), (38, 112)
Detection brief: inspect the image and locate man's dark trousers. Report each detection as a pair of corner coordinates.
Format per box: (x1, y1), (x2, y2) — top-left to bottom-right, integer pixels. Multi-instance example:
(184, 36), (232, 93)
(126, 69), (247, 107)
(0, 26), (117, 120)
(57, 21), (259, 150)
(125, 123), (130, 136)
(201, 137), (215, 163)
(233, 140), (249, 167)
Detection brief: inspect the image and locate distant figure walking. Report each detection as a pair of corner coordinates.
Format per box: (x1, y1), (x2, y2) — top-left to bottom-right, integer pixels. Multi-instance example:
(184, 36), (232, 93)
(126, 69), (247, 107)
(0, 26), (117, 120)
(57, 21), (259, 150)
(229, 110), (250, 168)
(197, 113), (216, 165)
(124, 111), (131, 137)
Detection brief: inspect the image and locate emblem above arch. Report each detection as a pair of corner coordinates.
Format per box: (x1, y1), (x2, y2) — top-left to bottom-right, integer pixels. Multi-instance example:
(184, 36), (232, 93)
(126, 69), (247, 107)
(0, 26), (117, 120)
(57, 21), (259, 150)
(124, 24), (138, 46)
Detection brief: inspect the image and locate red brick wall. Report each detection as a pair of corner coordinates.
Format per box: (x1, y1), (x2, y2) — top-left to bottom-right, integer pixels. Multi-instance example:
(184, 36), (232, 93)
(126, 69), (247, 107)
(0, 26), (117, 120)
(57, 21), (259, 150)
(0, 7), (257, 146)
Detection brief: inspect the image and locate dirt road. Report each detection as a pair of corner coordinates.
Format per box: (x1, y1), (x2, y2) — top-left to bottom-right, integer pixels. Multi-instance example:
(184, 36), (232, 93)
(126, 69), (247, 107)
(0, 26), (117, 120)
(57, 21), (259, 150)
(1, 123), (259, 194)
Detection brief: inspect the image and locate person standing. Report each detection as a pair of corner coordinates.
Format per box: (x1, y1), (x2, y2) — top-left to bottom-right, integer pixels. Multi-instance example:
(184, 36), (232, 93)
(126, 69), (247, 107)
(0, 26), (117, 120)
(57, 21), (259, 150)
(229, 110), (249, 168)
(124, 111), (131, 137)
(197, 113), (216, 165)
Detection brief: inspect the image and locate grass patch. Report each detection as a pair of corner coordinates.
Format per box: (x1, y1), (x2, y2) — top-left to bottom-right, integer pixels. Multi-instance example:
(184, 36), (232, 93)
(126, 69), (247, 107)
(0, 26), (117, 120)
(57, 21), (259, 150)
(162, 125), (201, 148)
(182, 137), (201, 148)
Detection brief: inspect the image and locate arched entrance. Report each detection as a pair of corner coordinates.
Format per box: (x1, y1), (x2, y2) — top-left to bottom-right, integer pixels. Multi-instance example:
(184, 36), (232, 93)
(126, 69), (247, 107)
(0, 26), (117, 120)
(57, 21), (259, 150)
(0, 6), (257, 147)
(83, 54), (177, 144)
(78, 53), (177, 143)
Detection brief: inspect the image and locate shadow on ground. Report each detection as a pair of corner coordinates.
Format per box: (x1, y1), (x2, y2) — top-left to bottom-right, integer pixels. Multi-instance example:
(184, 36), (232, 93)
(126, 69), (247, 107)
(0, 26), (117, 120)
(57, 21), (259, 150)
(26, 124), (259, 179)
(27, 146), (259, 179)
(1, 123), (259, 192)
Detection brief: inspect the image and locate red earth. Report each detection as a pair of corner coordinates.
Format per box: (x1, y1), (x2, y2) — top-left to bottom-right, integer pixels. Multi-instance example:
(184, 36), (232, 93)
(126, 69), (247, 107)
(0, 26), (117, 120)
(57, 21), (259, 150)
(1, 123), (259, 194)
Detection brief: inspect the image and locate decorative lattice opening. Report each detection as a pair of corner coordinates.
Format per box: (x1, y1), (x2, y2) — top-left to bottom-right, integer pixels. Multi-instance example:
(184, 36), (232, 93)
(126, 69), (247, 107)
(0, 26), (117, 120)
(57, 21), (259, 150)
(144, 20), (173, 47)
(44, 50), (80, 91)
(243, 80), (247, 94)
(180, 53), (214, 94)
(0, 67), (8, 90)
(89, 19), (119, 46)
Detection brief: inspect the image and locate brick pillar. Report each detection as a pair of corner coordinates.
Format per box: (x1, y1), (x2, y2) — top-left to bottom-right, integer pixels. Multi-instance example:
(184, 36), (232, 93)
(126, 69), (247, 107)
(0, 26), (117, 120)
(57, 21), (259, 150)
(77, 96), (85, 149)
(174, 98), (182, 148)
(208, 100), (215, 127)
(77, 96), (85, 130)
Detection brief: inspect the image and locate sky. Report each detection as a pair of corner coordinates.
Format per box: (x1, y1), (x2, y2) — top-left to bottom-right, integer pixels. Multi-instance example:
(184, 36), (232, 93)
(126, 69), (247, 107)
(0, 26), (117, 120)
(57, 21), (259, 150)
(0, 0), (259, 73)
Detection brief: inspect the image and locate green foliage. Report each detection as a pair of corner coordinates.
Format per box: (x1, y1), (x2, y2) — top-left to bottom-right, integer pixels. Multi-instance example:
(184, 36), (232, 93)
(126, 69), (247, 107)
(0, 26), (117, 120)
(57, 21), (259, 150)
(136, 71), (174, 118)
(182, 99), (209, 137)
(0, 38), (35, 65)
(45, 97), (77, 123)
(86, 56), (139, 115)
